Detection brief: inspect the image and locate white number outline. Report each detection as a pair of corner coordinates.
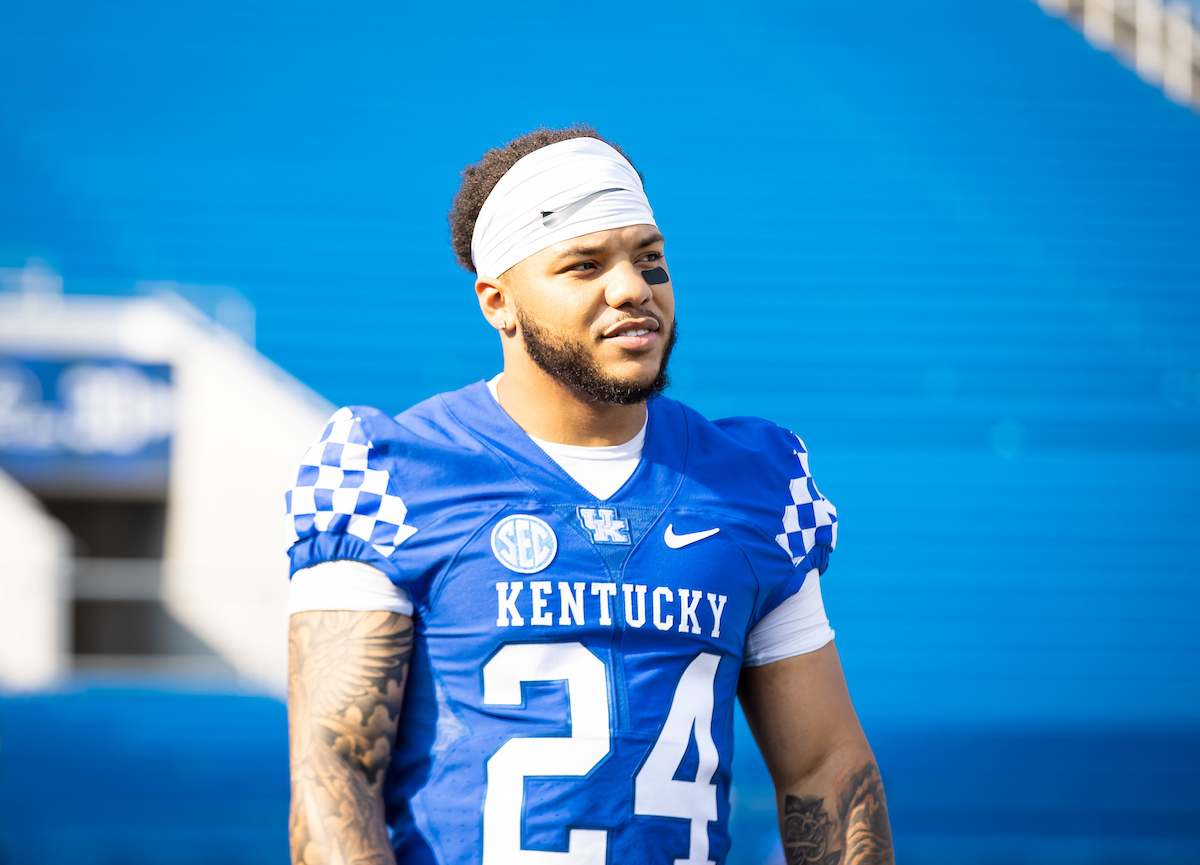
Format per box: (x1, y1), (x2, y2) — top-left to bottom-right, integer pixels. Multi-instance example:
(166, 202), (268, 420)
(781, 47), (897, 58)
(634, 652), (722, 865)
(482, 642), (611, 865)
(481, 644), (725, 865)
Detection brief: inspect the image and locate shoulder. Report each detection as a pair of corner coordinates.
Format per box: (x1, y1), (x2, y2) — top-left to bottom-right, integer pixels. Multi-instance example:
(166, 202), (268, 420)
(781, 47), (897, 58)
(319, 382), (506, 478)
(665, 400), (799, 502)
(391, 384), (487, 449)
(298, 400), (476, 485)
(284, 386), (514, 580)
(665, 399), (838, 568)
(699, 409), (799, 470)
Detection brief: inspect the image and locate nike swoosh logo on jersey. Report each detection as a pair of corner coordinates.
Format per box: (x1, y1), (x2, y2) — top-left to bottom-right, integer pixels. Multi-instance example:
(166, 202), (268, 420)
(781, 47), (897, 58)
(663, 524), (720, 549)
(541, 188), (624, 228)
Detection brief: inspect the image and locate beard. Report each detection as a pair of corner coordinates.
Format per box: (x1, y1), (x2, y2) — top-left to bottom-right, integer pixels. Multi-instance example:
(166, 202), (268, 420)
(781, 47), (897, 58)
(516, 309), (678, 406)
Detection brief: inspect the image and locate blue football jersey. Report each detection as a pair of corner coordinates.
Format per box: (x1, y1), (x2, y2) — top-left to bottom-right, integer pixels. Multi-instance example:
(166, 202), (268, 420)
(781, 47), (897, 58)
(286, 381), (837, 865)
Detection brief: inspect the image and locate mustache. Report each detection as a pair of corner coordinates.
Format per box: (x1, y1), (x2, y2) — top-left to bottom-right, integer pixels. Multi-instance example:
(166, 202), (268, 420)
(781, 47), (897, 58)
(596, 308), (667, 335)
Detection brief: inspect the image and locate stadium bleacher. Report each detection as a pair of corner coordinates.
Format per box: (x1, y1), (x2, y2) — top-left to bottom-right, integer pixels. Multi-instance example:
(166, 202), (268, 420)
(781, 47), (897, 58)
(0, 1), (1198, 862)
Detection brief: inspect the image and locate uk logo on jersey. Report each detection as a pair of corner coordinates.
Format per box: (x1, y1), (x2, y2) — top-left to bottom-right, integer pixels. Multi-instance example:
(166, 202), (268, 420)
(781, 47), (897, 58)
(577, 507), (631, 545)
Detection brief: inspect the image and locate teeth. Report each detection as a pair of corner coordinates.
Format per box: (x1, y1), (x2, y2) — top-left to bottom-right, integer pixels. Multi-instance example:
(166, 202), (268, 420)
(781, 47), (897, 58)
(623, 329), (649, 337)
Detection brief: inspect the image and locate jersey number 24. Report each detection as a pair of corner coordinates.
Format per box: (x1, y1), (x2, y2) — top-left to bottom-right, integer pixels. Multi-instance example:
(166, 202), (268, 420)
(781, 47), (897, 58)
(481, 642), (721, 865)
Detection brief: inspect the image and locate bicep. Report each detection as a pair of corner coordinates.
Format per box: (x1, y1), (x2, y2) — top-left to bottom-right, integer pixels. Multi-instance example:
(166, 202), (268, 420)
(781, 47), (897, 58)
(288, 610), (413, 864)
(288, 610), (413, 782)
(738, 641), (867, 789)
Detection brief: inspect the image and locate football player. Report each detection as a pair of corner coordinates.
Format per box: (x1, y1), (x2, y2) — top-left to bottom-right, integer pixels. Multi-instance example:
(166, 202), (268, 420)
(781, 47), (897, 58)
(285, 126), (893, 865)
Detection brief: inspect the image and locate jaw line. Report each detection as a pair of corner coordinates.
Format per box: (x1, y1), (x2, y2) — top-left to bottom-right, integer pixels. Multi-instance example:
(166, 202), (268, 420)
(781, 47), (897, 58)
(516, 306), (677, 406)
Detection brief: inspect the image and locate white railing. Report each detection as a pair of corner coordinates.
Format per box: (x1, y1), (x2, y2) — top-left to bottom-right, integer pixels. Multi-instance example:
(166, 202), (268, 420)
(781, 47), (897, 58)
(1038, 0), (1200, 108)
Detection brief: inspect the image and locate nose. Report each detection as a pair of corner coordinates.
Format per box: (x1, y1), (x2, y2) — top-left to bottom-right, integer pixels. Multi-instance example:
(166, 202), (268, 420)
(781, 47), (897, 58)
(603, 260), (654, 310)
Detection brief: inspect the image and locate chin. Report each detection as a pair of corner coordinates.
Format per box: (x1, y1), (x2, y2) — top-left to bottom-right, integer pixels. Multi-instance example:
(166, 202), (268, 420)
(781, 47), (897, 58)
(604, 362), (660, 388)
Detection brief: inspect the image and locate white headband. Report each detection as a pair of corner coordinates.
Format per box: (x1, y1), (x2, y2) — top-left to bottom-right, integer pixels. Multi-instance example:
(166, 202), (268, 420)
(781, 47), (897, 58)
(470, 137), (657, 278)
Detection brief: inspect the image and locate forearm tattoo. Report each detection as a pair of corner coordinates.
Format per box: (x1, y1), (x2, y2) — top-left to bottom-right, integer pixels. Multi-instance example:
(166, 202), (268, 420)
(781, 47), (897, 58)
(782, 762), (894, 865)
(288, 611), (413, 865)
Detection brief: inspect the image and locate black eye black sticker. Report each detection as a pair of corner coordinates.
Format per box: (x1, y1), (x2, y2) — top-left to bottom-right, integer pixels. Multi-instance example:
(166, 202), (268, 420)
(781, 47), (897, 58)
(643, 267), (669, 285)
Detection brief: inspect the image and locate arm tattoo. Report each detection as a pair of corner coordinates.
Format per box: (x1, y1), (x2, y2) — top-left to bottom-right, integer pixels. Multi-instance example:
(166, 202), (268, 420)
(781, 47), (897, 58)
(288, 611), (413, 865)
(783, 762), (894, 865)
(783, 795), (843, 865)
(837, 763), (894, 865)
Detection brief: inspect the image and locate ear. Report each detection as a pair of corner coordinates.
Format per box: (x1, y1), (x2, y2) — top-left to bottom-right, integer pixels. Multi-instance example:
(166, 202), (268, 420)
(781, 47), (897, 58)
(476, 274), (517, 335)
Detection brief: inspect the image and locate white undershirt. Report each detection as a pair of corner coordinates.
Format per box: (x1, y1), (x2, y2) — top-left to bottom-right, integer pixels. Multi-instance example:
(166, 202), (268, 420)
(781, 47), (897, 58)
(287, 375), (834, 665)
(493, 374), (646, 501)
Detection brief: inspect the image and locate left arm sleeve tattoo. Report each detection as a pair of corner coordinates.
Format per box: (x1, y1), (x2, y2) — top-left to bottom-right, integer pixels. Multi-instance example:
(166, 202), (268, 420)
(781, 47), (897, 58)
(782, 762), (894, 865)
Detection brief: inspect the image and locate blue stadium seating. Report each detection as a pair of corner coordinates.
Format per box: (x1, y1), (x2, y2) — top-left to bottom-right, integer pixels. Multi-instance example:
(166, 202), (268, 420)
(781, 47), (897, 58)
(0, 685), (288, 864)
(0, 0), (1198, 862)
(1, 687), (1197, 863)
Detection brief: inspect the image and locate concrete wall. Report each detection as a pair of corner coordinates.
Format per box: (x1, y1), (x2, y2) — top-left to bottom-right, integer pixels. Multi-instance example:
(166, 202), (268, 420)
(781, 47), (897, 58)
(0, 290), (332, 693)
(0, 466), (69, 690)
(149, 300), (334, 692)
(1038, 0), (1200, 106)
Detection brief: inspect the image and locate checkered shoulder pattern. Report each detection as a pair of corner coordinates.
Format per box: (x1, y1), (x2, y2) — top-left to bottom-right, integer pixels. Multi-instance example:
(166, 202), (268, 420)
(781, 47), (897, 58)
(774, 433), (838, 567)
(285, 407), (417, 558)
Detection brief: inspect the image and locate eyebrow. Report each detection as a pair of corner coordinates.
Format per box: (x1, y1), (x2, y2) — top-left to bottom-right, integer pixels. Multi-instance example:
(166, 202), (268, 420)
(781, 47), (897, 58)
(553, 243), (605, 261)
(551, 231), (666, 263)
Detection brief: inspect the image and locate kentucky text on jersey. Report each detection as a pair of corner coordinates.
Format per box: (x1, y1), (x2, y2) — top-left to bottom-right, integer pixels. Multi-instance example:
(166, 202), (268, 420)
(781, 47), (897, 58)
(285, 382), (837, 865)
(495, 581), (728, 636)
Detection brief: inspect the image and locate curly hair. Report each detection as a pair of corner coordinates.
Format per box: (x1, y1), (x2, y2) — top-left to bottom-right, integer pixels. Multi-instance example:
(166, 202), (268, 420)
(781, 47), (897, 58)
(447, 124), (641, 274)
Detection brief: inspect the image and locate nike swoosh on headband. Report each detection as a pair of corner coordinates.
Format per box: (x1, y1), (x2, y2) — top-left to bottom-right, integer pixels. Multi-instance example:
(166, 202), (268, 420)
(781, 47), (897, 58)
(664, 524), (721, 549)
(541, 188), (625, 229)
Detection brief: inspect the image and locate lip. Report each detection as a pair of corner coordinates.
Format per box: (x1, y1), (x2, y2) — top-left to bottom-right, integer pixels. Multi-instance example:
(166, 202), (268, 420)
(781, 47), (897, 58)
(606, 331), (658, 351)
(601, 318), (660, 351)
(602, 318), (660, 339)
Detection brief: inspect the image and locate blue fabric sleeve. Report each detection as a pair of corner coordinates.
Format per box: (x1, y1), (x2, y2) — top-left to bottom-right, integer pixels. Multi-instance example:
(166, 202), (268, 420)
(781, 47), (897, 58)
(284, 406), (419, 592)
(772, 430), (838, 569)
(757, 429), (839, 621)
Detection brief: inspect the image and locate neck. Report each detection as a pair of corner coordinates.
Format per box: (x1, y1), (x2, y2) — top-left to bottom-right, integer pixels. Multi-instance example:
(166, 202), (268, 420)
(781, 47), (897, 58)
(496, 352), (646, 446)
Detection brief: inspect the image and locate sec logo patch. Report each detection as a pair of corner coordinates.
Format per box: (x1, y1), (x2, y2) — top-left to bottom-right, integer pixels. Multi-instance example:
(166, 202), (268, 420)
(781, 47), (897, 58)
(491, 514), (557, 574)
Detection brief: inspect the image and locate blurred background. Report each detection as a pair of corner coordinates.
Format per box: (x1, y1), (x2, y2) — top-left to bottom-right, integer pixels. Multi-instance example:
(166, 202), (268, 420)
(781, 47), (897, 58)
(1, 0), (1198, 862)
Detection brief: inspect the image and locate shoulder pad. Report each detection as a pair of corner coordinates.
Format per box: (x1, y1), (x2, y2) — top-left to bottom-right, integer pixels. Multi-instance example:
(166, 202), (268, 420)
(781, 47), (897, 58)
(285, 407), (417, 558)
(773, 432), (838, 568)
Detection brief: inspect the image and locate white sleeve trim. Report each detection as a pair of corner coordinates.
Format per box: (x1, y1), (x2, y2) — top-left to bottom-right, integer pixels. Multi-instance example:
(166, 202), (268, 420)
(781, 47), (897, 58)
(287, 560), (414, 616)
(742, 570), (834, 667)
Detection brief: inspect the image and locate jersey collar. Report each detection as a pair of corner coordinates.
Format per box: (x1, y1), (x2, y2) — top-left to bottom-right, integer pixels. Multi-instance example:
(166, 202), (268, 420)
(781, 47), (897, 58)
(439, 380), (688, 507)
